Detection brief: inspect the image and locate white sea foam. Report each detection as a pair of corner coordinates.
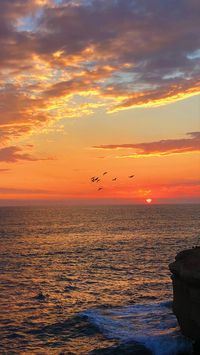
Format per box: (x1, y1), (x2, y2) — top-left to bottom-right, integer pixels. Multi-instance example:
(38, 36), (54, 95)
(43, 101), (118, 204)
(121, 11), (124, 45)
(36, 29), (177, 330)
(83, 302), (193, 355)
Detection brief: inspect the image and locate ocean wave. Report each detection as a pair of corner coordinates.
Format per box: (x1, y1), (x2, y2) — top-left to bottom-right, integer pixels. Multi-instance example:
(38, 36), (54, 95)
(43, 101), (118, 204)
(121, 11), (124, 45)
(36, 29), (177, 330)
(83, 301), (193, 355)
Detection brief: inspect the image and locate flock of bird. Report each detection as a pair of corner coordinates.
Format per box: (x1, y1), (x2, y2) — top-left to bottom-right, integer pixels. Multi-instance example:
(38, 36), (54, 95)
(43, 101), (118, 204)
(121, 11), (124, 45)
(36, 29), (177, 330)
(90, 171), (135, 191)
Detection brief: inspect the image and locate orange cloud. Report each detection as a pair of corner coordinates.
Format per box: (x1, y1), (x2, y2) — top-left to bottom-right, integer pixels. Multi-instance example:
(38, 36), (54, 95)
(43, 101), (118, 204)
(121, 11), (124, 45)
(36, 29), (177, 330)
(0, 145), (52, 163)
(107, 79), (200, 112)
(93, 132), (200, 157)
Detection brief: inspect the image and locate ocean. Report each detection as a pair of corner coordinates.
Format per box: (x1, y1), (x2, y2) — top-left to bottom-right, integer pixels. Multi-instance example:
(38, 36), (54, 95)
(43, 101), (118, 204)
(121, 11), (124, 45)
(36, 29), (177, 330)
(0, 205), (199, 354)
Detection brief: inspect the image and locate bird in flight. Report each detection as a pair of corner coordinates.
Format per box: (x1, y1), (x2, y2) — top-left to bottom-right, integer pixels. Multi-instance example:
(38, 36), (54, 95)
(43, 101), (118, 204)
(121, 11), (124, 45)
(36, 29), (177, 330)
(129, 175), (135, 178)
(91, 176), (100, 182)
(103, 172), (108, 175)
(112, 178), (117, 181)
(98, 187), (103, 191)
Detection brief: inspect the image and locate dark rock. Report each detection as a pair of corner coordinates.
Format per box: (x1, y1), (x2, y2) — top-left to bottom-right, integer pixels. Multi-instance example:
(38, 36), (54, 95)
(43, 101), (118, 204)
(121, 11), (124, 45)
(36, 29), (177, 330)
(192, 340), (200, 355)
(169, 247), (200, 353)
(169, 247), (200, 285)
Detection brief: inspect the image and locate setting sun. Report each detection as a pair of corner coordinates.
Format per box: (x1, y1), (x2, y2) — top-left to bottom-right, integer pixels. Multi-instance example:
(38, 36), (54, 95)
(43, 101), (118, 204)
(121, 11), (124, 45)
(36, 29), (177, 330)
(146, 199), (152, 204)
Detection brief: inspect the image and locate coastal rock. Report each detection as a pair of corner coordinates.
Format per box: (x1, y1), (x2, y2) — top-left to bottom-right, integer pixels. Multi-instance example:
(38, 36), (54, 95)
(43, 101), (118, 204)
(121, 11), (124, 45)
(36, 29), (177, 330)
(169, 247), (200, 353)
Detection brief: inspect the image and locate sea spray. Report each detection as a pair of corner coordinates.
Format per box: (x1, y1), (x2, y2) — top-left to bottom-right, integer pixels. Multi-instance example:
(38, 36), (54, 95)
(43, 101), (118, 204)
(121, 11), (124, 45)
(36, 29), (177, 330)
(83, 301), (193, 355)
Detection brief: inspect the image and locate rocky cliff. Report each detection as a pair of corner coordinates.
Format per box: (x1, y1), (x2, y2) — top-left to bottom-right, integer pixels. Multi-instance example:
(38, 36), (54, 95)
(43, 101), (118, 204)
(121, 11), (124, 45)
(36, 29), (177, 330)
(169, 247), (200, 353)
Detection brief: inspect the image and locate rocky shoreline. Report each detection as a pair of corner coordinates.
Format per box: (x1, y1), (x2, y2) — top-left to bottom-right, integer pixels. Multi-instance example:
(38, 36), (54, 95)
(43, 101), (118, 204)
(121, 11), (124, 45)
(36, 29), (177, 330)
(169, 247), (200, 354)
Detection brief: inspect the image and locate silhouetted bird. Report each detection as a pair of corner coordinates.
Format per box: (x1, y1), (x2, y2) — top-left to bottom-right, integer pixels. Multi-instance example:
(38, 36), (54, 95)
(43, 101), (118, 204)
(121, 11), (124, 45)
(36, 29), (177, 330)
(98, 187), (103, 191)
(95, 177), (100, 182)
(103, 172), (108, 175)
(112, 178), (117, 181)
(91, 176), (96, 182)
(129, 175), (135, 178)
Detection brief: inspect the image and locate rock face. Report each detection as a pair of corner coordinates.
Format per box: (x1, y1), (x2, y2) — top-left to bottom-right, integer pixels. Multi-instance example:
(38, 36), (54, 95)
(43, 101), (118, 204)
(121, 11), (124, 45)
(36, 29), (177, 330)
(169, 247), (200, 352)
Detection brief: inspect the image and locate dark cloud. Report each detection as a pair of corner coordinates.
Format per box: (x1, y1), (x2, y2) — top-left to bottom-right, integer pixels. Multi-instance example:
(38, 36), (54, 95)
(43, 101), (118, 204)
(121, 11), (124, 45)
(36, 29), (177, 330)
(0, 0), (48, 69)
(0, 145), (51, 163)
(39, 0), (200, 110)
(93, 132), (200, 156)
(37, 0), (200, 77)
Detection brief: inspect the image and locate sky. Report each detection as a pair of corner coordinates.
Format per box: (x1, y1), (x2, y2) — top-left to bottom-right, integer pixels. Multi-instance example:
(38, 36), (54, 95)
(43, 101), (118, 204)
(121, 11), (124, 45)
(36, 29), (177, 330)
(0, 0), (199, 205)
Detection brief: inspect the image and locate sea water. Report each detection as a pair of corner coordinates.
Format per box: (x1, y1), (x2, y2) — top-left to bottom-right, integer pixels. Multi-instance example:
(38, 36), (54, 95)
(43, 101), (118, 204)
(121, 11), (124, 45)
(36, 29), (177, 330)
(0, 205), (199, 354)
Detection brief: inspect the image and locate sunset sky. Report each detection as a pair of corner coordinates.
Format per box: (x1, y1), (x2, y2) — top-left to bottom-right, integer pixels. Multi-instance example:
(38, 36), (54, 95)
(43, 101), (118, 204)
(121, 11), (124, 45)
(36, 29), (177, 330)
(0, 0), (199, 205)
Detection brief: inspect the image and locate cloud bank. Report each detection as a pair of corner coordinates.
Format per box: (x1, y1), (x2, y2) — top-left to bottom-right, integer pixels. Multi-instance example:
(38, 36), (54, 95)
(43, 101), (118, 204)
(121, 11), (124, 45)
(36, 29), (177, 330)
(93, 132), (200, 157)
(0, 0), (200, 144)
(0, 145), (50, 163)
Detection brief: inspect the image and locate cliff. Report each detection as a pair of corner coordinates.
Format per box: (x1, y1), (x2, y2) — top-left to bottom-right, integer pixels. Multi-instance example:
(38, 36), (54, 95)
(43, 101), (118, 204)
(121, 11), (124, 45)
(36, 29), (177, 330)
(169, 247), (200, 353)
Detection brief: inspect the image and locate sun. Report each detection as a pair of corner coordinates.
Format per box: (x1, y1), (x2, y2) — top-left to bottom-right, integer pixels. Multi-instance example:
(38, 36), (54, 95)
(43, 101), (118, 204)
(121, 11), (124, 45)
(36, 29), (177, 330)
(146, 198), (152, 204)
